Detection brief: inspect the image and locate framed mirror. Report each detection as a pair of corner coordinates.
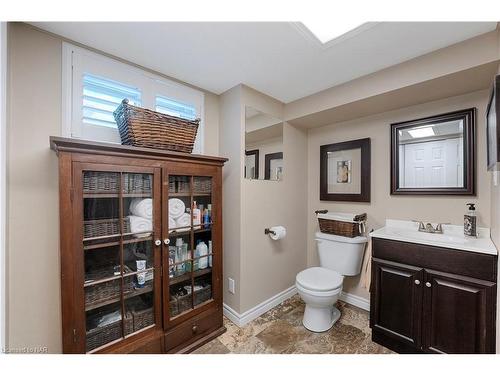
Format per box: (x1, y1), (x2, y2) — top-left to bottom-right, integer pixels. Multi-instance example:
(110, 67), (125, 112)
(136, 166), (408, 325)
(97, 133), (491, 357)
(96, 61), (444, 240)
(245, 106), (283, 181)
(391, 108), (475, 195)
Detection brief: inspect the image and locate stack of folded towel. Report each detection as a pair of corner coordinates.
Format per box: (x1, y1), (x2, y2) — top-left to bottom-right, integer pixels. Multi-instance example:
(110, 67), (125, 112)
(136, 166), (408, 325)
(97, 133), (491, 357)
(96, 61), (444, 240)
(169, 198), (190, 232)
(128, 198), (153, 237)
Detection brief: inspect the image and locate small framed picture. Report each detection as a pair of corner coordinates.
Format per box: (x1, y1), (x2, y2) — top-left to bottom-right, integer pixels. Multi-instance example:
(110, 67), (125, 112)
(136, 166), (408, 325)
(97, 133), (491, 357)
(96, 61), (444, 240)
(320, 138), (370, 202)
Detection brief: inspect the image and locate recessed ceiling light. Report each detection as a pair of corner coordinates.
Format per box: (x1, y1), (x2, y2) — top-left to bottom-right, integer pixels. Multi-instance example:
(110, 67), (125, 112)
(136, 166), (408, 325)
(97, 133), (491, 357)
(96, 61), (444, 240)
(408, 127), (435, 139)
(301, 20), (364, 44)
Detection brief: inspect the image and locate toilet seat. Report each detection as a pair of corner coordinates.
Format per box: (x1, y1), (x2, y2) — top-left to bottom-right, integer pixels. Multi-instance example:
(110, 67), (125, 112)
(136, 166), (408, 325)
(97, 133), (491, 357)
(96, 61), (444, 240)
(296, 267), (343, 292)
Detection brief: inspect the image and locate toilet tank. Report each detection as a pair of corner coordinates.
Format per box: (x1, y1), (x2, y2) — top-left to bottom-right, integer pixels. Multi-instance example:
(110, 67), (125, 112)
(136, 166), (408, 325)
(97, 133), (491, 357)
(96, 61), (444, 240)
(315, 231), (368, 276)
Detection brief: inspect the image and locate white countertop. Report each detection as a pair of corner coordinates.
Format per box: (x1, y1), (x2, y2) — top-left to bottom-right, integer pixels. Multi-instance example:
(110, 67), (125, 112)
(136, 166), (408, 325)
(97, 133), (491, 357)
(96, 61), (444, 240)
(370, 219), (498, 256)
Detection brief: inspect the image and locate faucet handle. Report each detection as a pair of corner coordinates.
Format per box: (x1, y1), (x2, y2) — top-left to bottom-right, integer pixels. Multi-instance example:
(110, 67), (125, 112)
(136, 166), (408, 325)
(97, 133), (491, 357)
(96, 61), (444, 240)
(412, 220), (425, 230)
(435, 222), (450, 232)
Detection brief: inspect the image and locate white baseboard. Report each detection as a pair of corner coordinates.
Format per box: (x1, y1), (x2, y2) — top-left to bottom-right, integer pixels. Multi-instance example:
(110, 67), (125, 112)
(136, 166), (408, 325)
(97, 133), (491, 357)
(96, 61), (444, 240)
(223, 287), (370, 327)
(223, 285), (297, 327)
(339, 291), (370, 311)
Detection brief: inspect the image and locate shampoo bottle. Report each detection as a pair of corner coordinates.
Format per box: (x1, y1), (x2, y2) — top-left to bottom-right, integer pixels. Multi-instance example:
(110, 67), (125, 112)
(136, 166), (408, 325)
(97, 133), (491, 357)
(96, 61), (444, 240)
(192, 201), (201, 230)
(464, 203), (477, 237)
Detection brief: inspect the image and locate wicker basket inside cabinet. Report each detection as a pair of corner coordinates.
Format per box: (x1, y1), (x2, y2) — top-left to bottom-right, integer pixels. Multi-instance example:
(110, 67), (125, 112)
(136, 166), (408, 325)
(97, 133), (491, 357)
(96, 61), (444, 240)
(113, 99), (200, 153)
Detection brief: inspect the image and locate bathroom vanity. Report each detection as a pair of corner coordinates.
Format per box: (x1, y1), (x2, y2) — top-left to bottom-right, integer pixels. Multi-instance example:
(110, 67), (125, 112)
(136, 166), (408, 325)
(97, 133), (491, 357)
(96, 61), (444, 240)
(370, 220), (497, 354)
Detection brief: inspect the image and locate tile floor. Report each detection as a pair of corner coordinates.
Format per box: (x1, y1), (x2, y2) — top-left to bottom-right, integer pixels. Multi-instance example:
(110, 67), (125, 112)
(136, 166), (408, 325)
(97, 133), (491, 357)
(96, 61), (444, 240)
(193, 294), (394, 354)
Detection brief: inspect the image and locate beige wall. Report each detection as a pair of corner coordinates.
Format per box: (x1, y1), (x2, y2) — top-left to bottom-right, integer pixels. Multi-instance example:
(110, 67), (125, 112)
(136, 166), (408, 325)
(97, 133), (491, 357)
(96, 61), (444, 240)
(219, 85), (243, 311)
(240, 86), (307, 313)
(307, 90), (491, 300)
(6, 23), (221, 352)
(219, 85), (308, 315)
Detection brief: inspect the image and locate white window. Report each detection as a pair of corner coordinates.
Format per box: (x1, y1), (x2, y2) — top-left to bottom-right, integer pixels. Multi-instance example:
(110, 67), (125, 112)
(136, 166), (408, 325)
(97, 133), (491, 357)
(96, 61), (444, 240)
(63, 43), (205, 153)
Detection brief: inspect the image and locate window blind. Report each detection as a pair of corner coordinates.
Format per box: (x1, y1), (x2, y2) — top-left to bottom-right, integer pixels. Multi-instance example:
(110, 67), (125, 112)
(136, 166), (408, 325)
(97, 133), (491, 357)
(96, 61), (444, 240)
(155, 95), (197, 120)
(82, 73), (142, 128)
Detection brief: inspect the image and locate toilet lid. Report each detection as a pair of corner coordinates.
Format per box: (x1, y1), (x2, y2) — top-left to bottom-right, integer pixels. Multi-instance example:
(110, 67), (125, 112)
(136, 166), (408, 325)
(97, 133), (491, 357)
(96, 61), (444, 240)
(296, 267), (343, 291)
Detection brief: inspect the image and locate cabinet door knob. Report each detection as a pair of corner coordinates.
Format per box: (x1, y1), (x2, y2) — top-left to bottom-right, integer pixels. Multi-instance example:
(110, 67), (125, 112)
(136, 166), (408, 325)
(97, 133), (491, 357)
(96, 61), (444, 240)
(414, 279), (420, 285)
(155, 239), (161, 246)
(164, 238), (170, 245)
(192, 324), (198, 334)
(425, 282), (432, 288)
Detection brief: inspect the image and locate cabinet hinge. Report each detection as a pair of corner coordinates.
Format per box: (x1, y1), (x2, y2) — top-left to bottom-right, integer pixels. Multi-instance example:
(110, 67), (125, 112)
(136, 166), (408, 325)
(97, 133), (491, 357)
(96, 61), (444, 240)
(73, 328), (77, 343)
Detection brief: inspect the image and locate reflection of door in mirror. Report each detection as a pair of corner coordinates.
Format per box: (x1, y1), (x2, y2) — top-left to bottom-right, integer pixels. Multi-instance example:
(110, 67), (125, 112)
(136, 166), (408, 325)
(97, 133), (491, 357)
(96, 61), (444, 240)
(398, 120), (464, 188)
(245, 106), (283, 181)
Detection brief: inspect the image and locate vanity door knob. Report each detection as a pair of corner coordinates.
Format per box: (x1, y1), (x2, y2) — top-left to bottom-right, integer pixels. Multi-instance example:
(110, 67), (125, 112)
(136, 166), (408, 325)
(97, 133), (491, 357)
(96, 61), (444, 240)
(192, 324), (198, 334)
(164, 238), (170, 245)
(414, 280), (420, 285)
(425, 282), (432, 288)
(154, 239), (162, 246)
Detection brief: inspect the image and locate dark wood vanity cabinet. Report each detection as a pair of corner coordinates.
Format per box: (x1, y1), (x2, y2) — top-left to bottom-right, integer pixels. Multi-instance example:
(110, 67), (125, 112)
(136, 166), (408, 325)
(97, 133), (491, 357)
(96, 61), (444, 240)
(51, 137), (227, 354)
(371, 238), (497, 354)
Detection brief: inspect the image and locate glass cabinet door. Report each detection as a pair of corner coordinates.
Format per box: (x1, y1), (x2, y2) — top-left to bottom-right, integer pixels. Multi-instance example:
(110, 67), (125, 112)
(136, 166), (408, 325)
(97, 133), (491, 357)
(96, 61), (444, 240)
(81, 169), (158, 352)
(166, 175), (214, 322)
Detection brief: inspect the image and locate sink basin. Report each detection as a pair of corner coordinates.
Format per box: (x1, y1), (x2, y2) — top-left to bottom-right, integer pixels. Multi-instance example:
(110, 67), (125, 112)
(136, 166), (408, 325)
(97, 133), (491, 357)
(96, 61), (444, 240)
(370, 219), (497, 255)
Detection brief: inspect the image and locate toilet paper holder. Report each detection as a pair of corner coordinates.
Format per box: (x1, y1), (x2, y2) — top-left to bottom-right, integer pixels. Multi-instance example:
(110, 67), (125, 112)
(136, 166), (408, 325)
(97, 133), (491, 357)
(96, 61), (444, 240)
(264, 228), (276, 236)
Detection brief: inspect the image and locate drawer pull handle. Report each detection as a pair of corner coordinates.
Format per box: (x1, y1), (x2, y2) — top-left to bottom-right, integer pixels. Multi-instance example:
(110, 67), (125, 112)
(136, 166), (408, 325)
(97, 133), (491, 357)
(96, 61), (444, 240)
(192, 324), (198, 334)
(425, 282), (431, 288)
(414, 280), (420, 285)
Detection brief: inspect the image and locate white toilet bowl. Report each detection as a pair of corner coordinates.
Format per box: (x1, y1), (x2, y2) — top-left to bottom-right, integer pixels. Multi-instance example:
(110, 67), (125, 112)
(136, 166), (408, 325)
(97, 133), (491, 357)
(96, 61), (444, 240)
(296, 267), (344, 332)
(296, 231), (368, 332)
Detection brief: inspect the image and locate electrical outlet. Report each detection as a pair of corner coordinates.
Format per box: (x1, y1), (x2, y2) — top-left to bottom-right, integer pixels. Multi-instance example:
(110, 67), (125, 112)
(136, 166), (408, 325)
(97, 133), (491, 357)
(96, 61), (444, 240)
(228, 277), (235, 294)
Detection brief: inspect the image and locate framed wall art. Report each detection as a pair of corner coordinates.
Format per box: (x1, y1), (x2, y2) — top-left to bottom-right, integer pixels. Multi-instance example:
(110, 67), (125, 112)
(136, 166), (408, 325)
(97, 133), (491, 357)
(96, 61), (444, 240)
(320, 138), (371, 202)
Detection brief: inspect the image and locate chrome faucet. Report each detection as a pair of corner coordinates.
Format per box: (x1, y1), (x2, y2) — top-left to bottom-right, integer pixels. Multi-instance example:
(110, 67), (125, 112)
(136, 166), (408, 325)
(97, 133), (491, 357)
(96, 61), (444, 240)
(413, 221), (449, 234)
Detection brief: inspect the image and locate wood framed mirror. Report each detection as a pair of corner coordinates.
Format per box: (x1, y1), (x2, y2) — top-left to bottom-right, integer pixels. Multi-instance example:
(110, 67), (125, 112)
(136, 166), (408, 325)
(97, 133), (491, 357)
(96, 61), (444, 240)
(391, 108), (476, 195)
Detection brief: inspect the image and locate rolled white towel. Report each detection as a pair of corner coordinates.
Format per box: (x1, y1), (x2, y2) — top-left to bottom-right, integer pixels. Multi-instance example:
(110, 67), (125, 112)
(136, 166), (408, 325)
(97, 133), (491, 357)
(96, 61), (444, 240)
(169, 198), (185, 219)
(128, 215), (152, 238)
(169, 216), (177, 232)
(175, 213), (191, 232)
(130, 198), (153, 220)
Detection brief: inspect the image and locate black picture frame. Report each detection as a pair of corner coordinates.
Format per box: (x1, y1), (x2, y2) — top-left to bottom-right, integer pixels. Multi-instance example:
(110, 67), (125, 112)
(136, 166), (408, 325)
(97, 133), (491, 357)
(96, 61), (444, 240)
(320, 138), (371, 202)
(390, 108), (476, 195)
(245, 149), (260, 179)
(264, 152), (283, 180)
(486, 75), (500, 171)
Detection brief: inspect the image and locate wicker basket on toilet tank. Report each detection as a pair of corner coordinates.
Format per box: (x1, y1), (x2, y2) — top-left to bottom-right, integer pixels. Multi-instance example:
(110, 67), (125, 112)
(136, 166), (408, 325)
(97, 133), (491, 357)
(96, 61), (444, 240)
(315, 210), (367, 238)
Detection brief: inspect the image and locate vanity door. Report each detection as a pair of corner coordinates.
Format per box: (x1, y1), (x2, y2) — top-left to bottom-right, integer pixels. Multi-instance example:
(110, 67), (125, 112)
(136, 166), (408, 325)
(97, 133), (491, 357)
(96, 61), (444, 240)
(162, 162), (222, 329)
(422, 269), (496, 354)
(371, 259), (424, 352)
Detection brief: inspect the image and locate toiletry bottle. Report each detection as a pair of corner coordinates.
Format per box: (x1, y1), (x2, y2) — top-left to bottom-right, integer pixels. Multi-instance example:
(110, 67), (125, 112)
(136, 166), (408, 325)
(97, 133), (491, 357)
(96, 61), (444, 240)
(197, 241), (208, 269)
(464, 203), (477, 237)
(192, 201), (201, 230)
(175, 237), (185, 276)
(207, 204), (212, 225)
(204, 208), (210, 228)
(208, 240), (213, 268)
(193, 240), (200, 271)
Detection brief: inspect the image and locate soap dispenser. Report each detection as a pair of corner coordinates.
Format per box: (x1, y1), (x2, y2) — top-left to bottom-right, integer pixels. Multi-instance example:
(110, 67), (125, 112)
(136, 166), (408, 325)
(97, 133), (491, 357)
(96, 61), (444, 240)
(464, 203), (477, 237)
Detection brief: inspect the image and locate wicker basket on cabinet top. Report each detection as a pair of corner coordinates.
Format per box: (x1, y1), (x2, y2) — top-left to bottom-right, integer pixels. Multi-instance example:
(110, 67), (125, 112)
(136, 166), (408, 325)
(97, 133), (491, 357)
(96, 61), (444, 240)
(113, 99), (200, 153)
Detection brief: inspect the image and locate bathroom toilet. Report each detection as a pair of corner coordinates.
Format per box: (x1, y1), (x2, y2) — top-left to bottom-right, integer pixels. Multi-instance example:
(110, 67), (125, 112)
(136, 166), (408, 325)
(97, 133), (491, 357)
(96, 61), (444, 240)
(296, 232), (368, 332)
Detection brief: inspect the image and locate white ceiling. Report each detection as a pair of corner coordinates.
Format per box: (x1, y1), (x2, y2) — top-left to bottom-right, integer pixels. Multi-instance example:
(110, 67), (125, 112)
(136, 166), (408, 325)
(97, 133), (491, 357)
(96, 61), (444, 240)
(31, 22), (497, 103)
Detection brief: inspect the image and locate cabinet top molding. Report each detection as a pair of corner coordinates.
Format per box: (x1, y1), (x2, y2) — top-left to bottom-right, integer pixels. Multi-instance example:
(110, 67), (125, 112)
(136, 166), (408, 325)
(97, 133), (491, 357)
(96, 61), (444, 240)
(50, 136), (228, 166)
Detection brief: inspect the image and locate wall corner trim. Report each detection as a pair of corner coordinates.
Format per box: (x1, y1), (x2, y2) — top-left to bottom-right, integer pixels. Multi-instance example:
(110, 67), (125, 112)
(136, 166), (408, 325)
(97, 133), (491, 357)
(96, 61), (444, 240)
(223, 288), (370, 327)
(223, 285), (297, 327)
(339, 291), (370, 311)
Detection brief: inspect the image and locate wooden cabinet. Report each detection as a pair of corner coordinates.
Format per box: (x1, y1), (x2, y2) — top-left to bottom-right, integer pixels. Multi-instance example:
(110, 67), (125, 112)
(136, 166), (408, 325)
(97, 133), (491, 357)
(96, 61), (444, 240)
(371, 238), (497, 354)
(50, 137), (227, 354)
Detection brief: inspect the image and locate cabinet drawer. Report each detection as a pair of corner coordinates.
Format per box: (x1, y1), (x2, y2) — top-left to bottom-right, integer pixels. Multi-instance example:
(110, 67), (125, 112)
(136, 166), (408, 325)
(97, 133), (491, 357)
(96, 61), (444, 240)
(372, 238), (497, 282)
(164, 308), (222, 353)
